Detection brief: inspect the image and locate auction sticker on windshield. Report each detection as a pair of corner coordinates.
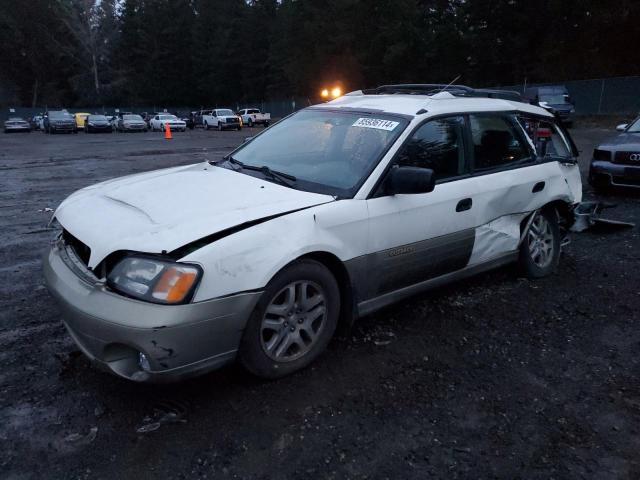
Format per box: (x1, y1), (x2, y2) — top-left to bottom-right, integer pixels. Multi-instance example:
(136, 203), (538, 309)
(352, 118), (399, 131)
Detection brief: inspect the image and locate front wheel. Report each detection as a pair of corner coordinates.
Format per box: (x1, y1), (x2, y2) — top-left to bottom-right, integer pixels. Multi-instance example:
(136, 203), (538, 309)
(204, 121), (208, 130)
(239, 259), (340, 379)
(519, 209), (560, 278)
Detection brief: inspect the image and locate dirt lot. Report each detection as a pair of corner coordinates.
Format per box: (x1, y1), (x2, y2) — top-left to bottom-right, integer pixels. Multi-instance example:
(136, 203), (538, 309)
(1, 123), (639, 479)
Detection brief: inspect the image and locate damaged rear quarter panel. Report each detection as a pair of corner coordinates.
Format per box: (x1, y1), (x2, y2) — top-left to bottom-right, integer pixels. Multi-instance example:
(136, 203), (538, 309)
(181, 200), (370, 302)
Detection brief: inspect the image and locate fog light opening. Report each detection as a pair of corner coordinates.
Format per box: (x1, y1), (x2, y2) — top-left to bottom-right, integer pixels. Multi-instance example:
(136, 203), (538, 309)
(138, 352), (151, 371)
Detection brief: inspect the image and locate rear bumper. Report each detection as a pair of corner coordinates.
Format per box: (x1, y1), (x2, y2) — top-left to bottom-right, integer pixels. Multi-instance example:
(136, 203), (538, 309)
(43, 241), (261, 382)
(589, 160), (640, 188)
(4, 126), (31, 132)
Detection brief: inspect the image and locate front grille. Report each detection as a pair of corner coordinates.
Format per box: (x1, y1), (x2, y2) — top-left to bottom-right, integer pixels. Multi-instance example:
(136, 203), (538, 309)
(62, 230), (91, 266)
(614, 151), (640, 165)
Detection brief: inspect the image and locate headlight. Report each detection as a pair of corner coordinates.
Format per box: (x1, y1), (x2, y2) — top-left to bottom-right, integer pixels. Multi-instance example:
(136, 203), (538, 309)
(107, 256), (202, 304)
(88, 122), (95, 126)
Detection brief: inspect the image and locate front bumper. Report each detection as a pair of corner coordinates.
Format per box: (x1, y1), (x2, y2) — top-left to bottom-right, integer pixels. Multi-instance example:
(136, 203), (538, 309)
(50, 124), (76, 132)
(4, 125), (31, 132)
(43, 241), (261, 382)
(123, 124), (146, 131)
(87, 125), (112, 132)
(589, 160), (640, 188)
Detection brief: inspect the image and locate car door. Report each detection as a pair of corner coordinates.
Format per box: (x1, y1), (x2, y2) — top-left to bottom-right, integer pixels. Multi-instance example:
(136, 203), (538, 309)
(463, 113), (556, 266)
(363, 115), (480, 301)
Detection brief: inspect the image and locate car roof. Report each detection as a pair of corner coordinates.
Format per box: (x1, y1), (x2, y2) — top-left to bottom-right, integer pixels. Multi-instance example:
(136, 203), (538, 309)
(315, 91), (554, 119)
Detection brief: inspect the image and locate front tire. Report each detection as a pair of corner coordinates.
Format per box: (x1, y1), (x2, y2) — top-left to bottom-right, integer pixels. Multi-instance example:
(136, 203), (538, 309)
(239, 259), (340, 379)
(519, 209), (560, 278)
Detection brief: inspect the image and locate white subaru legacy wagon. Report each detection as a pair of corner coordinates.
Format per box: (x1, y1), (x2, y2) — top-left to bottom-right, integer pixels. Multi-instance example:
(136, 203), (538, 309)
(44, 84), (582, 382)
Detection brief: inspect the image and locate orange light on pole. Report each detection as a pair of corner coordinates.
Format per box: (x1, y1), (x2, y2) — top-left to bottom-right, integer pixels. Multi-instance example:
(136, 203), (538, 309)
(331, 87), (342, 98)
(321, 89), (330, 98)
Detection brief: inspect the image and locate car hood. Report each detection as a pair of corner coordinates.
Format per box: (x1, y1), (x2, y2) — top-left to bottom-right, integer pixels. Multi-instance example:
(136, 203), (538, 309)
(598, 132), (640, 151)
(54, 163), (335, 268)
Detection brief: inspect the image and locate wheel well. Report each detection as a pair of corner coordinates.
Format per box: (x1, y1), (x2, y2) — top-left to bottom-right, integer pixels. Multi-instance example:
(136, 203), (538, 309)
(297, 252), (356, 336)
(520, 200), (574, 233)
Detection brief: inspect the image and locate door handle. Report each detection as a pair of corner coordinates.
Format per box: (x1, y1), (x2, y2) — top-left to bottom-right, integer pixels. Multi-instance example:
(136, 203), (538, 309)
(532, 181), (546, 193)
(456, 198), (472, 212)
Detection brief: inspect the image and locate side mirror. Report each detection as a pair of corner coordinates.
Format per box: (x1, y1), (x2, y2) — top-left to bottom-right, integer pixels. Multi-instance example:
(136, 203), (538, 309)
(616, 124), (628, 132)
(386, 166), (435, 195)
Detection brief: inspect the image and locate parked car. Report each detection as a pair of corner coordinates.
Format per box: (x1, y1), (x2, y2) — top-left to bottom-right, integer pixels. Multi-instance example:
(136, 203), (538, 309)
(84, 114), (113, 133)
(149, 114), (186, 132)
(173, 111), (195, 130)
(4, 116), (31, 133)
(116, 114), (147, 133)
(202, 108), (241, 131)
(237, 108), (270, 127)
(31, 115), (44, 130)
(74, 112), (91, 132)
(44, 83), (582, 383)
(523, 85), (575, 127)
(44, 110), (77, 134)
(588, 116), (640, 190)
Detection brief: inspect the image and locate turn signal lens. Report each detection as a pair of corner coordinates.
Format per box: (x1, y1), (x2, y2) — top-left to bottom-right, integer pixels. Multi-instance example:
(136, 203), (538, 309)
(152, 266), (199, 303)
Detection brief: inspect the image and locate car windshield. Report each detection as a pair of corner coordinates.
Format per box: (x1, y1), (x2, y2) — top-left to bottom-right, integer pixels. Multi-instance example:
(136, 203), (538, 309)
(123, 115), (142, 120)
(217, 109), (234, 116)
(230, 109), (408, 197)
(88, 115), (107, 121)
(626, 118), (640, 133)
(49, 111), (73, 119)
(539, 94), (568, 105)
(8, 117), (23, 121)
(159, 115), (177, 120)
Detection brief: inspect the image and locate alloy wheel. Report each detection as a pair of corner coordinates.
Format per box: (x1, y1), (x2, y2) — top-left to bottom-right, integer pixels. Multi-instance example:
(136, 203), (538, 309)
(528, 213), (555, 268)
(260, 281), (327, 362)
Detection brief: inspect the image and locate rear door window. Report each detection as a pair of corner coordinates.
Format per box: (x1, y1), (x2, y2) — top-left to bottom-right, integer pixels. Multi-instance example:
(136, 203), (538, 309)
(469, 114), (532, 171)
(517, 115), (573, 160)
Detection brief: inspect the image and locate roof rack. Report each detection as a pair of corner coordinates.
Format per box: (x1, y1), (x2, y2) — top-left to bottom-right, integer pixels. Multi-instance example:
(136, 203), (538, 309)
(362, 84), (523, 102)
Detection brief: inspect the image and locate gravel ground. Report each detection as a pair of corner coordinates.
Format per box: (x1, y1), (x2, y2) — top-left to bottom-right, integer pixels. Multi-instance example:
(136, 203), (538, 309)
(0, 123), (639, 480)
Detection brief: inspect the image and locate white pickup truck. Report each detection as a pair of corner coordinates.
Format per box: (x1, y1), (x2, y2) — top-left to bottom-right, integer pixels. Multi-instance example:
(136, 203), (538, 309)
(202, 109), (242, 131)
(236, 108), (270, 127)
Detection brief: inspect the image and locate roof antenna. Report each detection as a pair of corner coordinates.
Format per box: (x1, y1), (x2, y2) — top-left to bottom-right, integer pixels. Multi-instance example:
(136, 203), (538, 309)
(437, 75), (462, 94)
(416, 75), (463, 115)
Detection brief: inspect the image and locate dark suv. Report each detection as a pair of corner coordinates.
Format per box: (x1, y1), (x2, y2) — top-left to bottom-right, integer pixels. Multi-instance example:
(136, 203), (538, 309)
(524, 86), (575, 127)
(44, 110), (77, 134)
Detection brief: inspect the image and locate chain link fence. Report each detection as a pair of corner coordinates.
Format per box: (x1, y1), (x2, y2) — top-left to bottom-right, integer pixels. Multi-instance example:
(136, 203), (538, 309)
(493, 75), (640, 116)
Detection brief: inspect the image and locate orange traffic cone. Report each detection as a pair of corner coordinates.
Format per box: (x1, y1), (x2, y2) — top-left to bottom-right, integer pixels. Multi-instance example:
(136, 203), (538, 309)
(164, 123), (172, 140)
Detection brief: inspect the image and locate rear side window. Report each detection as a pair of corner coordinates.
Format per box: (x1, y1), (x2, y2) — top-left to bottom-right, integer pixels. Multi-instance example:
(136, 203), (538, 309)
(469, 115), (531, 170)
(396, 116), (466, 180)
(517, 115), (572, 159)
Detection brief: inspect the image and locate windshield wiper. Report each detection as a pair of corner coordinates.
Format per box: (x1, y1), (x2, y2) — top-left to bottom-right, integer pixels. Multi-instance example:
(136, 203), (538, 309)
(226, 156), (296, 187)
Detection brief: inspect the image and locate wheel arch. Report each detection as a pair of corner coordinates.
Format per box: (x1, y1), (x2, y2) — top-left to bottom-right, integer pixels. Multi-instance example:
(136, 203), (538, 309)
(294, 251), (357, 336)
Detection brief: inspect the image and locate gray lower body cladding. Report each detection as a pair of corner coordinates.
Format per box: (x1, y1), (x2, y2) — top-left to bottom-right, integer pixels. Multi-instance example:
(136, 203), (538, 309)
(43, 243), (261, 382)
(346, 229), (476, 303)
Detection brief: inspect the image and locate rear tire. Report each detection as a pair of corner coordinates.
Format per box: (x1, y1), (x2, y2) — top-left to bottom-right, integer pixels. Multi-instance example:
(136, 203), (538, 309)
(239, 259), (340, 379)
(519, 209), (560, 278)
